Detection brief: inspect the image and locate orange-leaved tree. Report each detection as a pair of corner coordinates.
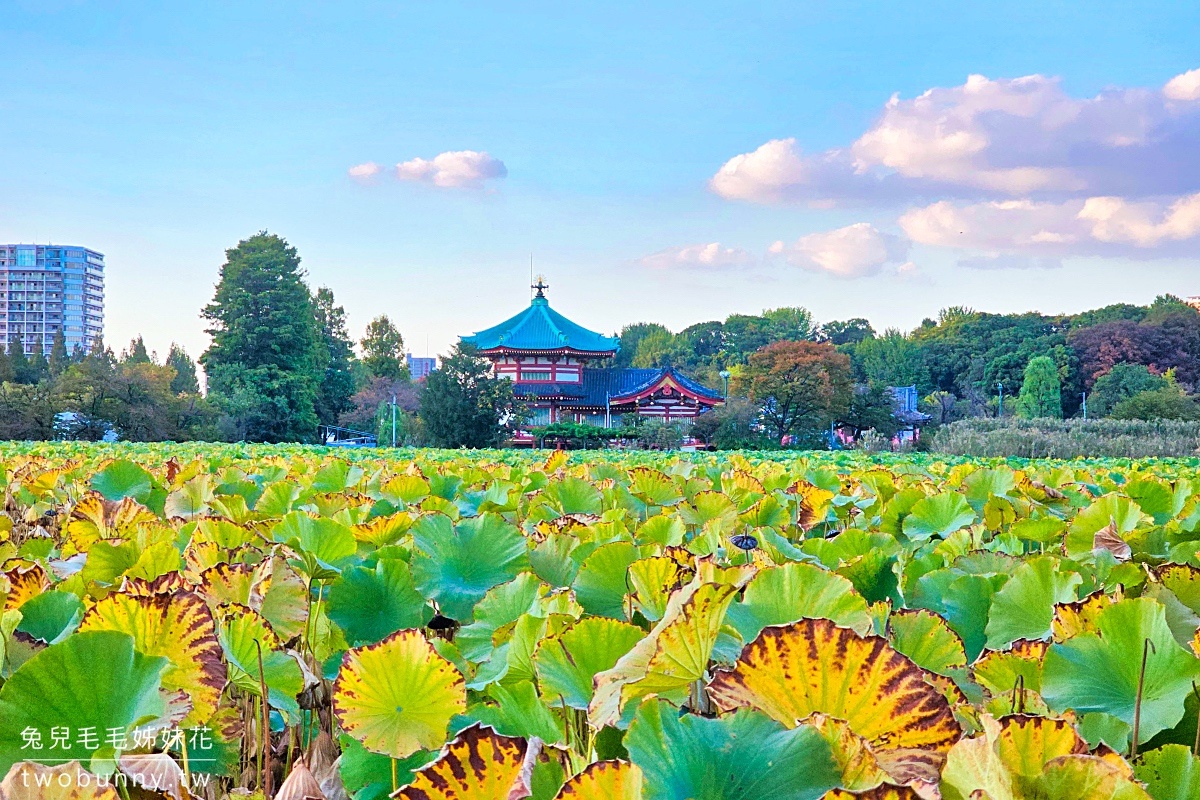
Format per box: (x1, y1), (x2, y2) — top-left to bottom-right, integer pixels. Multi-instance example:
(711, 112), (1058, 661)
(737, 340), (852, 443)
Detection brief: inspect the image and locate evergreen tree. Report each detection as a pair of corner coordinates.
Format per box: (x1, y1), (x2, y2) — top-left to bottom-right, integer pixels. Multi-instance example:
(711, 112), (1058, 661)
(200, 232), (321, 443)
(0, 346), (12, 384)
(27, 339), (49, 384)
(48, 330), (70, 377)
(165, 343), (201, 395)
(9, 337), (32, 384)
(420, 344), (522, 447)
(313, 287), (358, 424)
(124, 335), (152, 364)
(360, 315), (407, 380)
(1016, 356), (1063, 419)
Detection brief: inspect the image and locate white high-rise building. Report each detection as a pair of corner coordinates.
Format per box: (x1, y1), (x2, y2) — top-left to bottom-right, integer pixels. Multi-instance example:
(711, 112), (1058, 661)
(0, 245), (104, 355)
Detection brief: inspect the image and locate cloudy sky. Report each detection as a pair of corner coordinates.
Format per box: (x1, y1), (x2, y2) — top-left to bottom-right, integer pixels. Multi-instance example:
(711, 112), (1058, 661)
(1, 2), (1198, 361)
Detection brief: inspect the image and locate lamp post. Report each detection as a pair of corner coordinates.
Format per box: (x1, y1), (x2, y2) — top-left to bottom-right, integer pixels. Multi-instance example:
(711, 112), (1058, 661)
(719, 370), (731, 398)
(996, 382), (1003, 418)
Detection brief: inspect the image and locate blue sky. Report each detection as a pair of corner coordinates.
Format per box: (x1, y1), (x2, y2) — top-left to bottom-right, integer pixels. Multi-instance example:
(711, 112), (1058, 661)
(2, 1), (1199, 362)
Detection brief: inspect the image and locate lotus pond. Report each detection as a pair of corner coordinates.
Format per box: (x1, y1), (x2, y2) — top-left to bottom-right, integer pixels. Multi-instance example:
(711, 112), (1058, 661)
(1, 442), (1199, 799)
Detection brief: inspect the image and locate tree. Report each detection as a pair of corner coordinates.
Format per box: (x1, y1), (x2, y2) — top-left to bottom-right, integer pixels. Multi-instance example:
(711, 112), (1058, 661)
(690, 397), (765, 449)
(1089, 363), (1168, 417)
(48, 330), (70, 377)
(200, 232), (321, 443)
(313, 287), (358, 424)
(737, 340), (852, 443)
(762, 307), (816, 342)
(837, 384), (901, 441)
(632, 329), (679, 368)
(1111, 377), (1200, 421)
(615, 323), (672, 368)
(9, 337), (32, 385)
(1016, 356), (1062, 419)
(420, 344), (523, 447)
(360, 315), (407, 380)
(27, 339), (49, 385)
(165, 344), (201, 395)
(123, 336), (152, 364)
(820, 318), (875, 347)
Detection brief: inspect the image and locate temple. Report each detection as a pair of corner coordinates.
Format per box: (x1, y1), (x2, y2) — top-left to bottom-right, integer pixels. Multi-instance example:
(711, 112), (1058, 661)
(462, 279), (723, 437)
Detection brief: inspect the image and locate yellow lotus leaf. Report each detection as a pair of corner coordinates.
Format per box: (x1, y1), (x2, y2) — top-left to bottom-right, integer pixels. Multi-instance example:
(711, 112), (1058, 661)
(1030, 755), (1151, 799)
(121, 572), (192, 597)
(589, 580), (740, 728)
(708, 618), (961, 752)
(555, 760), (643, 800)
(787, 480), (835, 531)
(729, 469), (765, 496)
(1193, 627), (1200, 658)
(396, 725), (528, 800)
(0, 762), (120, 800)
(66, 494), (159, 550)
(972, 640), (1048, 698)
(79, 589), (225, 726)
(807, 714), (891, 791)
(993, 715), (1087, 778)
(628, 557), (685, 622)
(821, 787), (927, 800)
(352, 514), (412, 547)
(200, 563), (269, 610)
(333, 629), (466, 759)
(1052, 590), (1118, 642)
(694, 558), (757, 587)
(4, 564), (50, 611)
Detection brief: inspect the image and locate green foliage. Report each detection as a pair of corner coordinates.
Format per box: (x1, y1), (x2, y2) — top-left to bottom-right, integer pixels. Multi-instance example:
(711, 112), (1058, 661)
(739, 340), (853, 442)
(421, 343), (523, 448)
(1016, 355), (1063, 419)
(360, 314), (408, 381)
(165, 342), (201, 394)
(1112, 381), (1200, 422)
(313, 286), (359, 425)
(1090, 363), (1168, 417)
(201, 232), (322, 442)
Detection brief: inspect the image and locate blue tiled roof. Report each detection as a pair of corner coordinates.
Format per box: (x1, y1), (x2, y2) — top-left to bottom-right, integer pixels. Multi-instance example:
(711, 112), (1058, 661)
(513, 367), (723, 406)
(462, 297), (619, 354)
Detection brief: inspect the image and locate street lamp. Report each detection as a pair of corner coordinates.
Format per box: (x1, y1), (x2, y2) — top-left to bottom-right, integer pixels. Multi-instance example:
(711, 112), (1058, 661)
(996, 382), (1003, 418)
(719, 370), (731, 398)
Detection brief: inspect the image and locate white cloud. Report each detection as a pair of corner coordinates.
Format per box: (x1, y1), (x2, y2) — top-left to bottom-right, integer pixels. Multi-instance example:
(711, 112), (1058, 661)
(899, 192), (1200, 257)
(348, 162), (384, 180)
(1165, 68), (1200, 102)
(768, 223), (910, 278)
(712, 69), (1200, 204)
(639, 242), (754, 269)
(394, 150), (507, 189)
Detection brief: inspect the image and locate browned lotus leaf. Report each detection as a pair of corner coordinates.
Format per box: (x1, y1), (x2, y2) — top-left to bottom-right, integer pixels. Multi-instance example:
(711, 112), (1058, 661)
(3, 563), (50, 611)
(66, 494), (158, 549)
(709, 619), (961, 753)
(554, 760), (643, 799)
(786, 480), (834, 531)
(275, 759), (324, 800)
(821, 786), (927, 800)
(199, 563), (270, 610)
(117, 754), (190, 800)
(1052, 590), (1118, 643)
(0, 762), (120, 800)
(1091, 523), (1131, 561)
(396, 725), (528, 800)
(122, 572), (192, 597)
(543, 449), (568, 474)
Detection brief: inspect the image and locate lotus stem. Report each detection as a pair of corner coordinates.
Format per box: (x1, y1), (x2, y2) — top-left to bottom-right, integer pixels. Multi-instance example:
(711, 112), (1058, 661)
(1130, 637), (1156, 760)
(1192, 682), (1200, 756)
(391, 758), (398, 793)
(256, 638), (273, 796)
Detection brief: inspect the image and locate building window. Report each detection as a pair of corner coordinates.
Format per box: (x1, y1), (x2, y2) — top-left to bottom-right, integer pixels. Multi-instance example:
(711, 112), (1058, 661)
(527, 407), (551, 426)
(521, 370), (552, 382)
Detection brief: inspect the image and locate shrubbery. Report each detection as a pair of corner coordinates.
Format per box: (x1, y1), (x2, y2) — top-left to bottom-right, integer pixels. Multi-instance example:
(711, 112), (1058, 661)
(931, 416), (1200, 458)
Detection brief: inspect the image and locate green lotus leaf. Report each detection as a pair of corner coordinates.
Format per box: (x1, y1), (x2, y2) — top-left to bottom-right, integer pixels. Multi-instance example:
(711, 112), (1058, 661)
(327, 559), (433, 646)
(1028, 755), (1152, 799)
(888, 608), (967, 676)
(455, 573), (543, 661)
(1010, 517), (1067, 544)
(1064, 494), (1149, 560)
(678, 491), (738, 533)
(310, 460), (364, 493)
(529, 532), (586, 588)
(572, 542), (639, 620)
(542, 476), (603, 516)
(216, 606), (305, 721)
(15, 589), (83, 644)
(0, 631), (173, 776)
(725, 562), (872, 644)
(636, 516), (686, 547)
(411, 512), (529, 622)
(465, 680), (564, 744)
(534, 617), (644, 709)
(912, 569), (1008, 662)
(1043, 597), (1200, 744)
(985, 556), (1081, 650)
(902, 491), (976, 541)
(333, 629), (466, 759)
(624, 700), (839, 800)
(272, 511), (358, 577)
(628, 468), (683, 507)
(91, 460), (155, 504)
(1134, 744), (1200, 800)
(338, 734), (435, 800)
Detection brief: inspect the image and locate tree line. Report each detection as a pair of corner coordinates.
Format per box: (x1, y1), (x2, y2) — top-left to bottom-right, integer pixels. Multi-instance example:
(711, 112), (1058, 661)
(2, 229), (1195, 448)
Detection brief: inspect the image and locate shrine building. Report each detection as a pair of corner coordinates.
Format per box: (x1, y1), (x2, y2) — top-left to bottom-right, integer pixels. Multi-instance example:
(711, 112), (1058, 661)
(461, 280), (723, 433)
